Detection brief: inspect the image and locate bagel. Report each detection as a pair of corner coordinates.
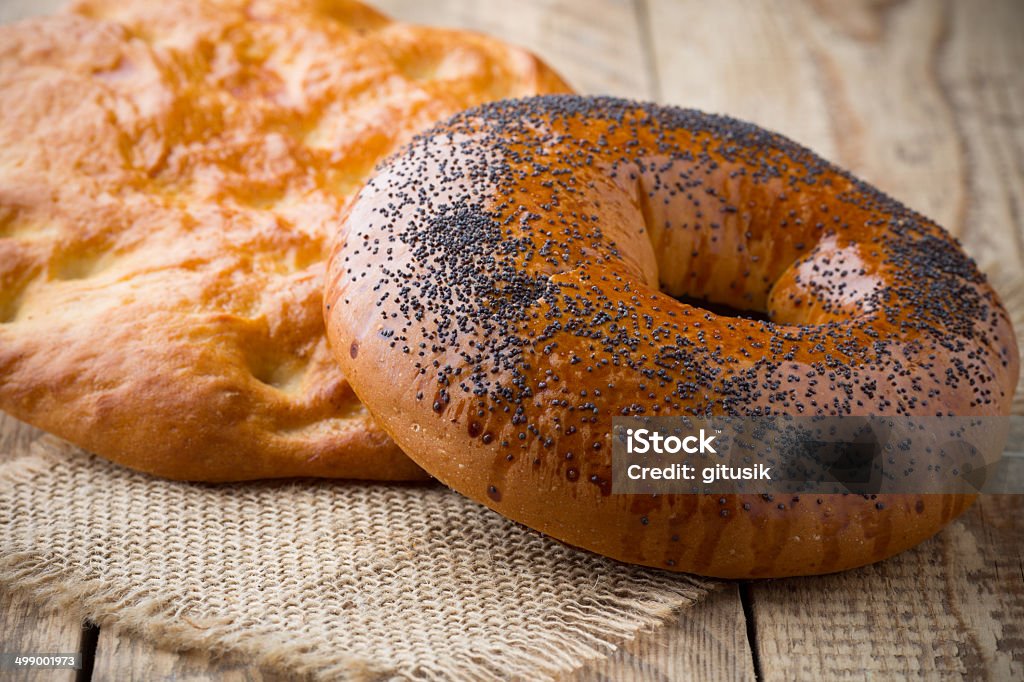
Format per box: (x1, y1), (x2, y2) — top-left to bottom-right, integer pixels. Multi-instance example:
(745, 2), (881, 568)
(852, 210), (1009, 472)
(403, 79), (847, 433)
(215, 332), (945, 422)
(325, 96), (1019, 578)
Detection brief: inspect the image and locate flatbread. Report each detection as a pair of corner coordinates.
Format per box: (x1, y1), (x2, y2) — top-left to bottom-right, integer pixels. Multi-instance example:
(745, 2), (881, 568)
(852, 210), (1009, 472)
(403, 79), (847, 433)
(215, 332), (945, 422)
(0, 0), (570, 480)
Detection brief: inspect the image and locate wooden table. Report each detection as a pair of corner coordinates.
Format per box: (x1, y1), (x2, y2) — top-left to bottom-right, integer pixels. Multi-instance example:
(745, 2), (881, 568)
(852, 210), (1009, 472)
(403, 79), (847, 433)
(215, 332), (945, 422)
(2, 0), (1022, 679)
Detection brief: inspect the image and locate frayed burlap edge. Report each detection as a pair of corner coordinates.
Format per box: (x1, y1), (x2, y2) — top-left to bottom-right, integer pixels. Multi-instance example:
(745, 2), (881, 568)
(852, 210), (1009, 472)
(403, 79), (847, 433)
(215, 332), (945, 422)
(0, 440), (717, 681)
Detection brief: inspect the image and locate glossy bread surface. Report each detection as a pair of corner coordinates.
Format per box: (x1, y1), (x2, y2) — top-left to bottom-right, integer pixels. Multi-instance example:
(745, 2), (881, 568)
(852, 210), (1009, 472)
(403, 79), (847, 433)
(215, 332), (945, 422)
(326, 96), (1019, 577)
(0, 0), (570, 481)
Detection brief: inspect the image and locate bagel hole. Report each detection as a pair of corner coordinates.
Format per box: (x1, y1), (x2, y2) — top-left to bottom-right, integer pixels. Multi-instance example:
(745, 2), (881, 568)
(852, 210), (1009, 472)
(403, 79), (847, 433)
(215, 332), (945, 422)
(673, 295), (771, 322)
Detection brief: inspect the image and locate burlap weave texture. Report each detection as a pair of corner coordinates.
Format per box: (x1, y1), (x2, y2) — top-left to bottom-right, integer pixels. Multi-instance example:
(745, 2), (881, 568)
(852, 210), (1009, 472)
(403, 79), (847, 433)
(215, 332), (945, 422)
(0, 429), (713, 680)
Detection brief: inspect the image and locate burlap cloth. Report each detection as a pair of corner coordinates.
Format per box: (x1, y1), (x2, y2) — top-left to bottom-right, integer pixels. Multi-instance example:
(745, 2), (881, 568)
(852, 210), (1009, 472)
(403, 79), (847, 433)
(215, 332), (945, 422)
(0, 422), (714, 680)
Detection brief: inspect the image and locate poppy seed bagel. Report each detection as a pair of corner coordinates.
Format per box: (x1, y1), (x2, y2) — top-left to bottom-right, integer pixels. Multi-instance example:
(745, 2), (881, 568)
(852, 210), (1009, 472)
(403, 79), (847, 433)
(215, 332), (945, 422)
(324, 95), (1018, 577)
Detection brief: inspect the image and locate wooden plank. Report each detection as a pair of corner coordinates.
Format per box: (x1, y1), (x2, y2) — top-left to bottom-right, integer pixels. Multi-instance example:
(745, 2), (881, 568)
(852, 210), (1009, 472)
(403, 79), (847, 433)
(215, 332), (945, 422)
(388, 2), (761, 678)
(646, 0), (1024, 679)
(88, 589), (755, 682)
(568, 586), (755, 681)
(368, 7), (753, 677)
(647, 0), (964, 231)
(3, 1), (1020, 680)
(0, 587), (88, 682)
(749, 452), (1024, 679)
(374, 0), (655, 99)
(747, 492), (1024, 680)
(648, 0), (1023, 408)
(936, 0), (1024, 413)
(90, 588), (756, 682)
(1, 2), (685, 680)
(90, 628), (286, 682)
(0, 414), (46, 464)
(645, 0), (839, 163)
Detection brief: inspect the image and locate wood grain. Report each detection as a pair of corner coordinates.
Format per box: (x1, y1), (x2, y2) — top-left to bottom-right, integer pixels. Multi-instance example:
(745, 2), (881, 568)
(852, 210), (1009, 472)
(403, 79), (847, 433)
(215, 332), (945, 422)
(646, 0), (839, 165)
(1, 0), (1022, 679)
(568, 586), (755, 681)
(90, 628), (289, 682)
(747, 450), (1023, 680)
(374, 0), (655, 99)
(0, 414), (46, 465)
(648, 0), (1024, 410)
(937, 0), (1024, 413)
(747, 491), (1024, 680)
(646, 2), (1024, 679)
(344, 4), (759, 680)
(0, 588), (87, 682)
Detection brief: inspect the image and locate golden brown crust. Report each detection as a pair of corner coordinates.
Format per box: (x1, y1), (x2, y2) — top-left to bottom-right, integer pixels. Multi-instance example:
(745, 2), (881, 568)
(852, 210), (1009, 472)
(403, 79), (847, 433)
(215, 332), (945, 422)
(326, 96), (1020, 576)
(0, 0), (571, 481)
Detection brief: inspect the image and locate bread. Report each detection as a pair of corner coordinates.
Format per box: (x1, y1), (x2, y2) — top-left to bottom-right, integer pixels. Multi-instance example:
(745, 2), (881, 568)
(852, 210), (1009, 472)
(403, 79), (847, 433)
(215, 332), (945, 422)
(0, 0), (570, 481)
(325, 96), (1019, 577)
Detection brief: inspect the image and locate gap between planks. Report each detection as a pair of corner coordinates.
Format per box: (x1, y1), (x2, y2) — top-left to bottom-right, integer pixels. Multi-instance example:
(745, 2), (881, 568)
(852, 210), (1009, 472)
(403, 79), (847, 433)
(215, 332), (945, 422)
(2, 0), (1023, 679)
